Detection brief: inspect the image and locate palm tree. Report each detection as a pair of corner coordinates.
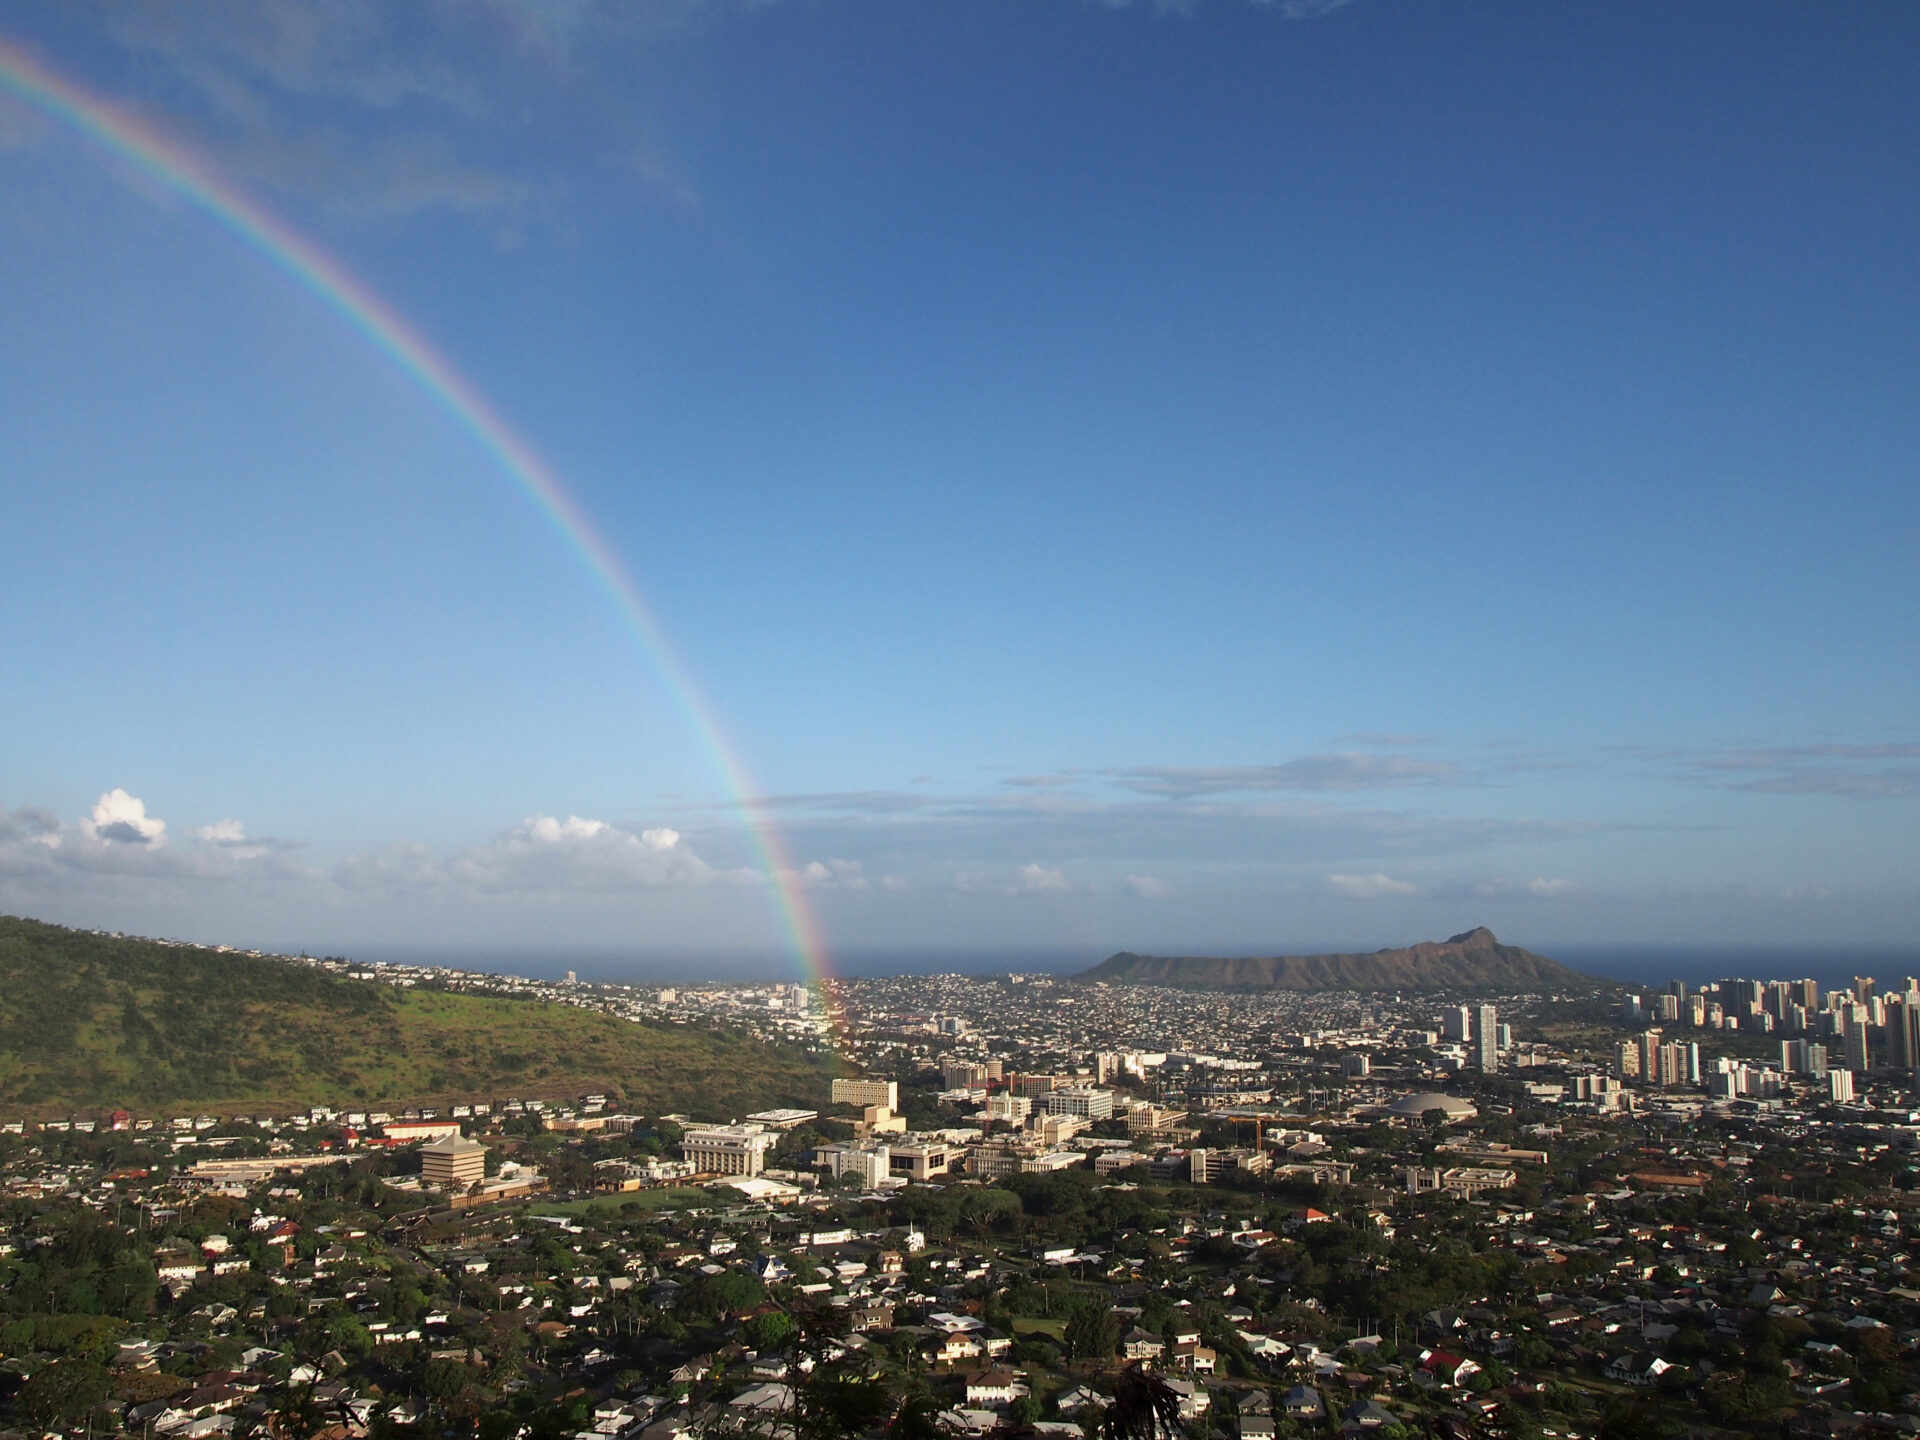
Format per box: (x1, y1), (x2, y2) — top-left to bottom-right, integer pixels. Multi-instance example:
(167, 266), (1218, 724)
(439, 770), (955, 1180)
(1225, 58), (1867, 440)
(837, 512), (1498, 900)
(890, 1390), (946, 1440)
(1099, 1364), (1186, 1440)
(266, 1383), (327, 1440)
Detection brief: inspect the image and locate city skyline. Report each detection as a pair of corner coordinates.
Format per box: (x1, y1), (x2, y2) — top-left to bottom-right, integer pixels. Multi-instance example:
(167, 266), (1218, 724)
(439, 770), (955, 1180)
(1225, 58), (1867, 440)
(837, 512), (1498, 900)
(2, 2), (1916, 965)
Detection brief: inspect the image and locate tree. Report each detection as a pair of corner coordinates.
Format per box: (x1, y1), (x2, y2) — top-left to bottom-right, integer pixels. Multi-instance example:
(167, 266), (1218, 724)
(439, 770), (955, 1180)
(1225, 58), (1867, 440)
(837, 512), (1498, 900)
(16, 1358), (111, 1425)
(890, 1390), (946, 1440)
(793, 1370), (894, 1440)
(1099, 1364), (1185, 1440)
(743, 1310), (795, 1351)
(1064, 1303), (1122, 1362)
(1511, 1335), (1553, 1370)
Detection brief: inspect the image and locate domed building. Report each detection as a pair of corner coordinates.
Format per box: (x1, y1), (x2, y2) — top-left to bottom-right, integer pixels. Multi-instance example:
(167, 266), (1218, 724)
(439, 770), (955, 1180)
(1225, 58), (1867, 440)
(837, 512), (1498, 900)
(1384, 1092), (1478, 1122)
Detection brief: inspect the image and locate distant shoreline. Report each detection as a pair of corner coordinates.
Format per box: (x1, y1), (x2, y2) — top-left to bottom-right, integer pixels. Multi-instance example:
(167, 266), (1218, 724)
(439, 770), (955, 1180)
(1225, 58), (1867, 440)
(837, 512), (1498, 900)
(345, 941), (1920, 990)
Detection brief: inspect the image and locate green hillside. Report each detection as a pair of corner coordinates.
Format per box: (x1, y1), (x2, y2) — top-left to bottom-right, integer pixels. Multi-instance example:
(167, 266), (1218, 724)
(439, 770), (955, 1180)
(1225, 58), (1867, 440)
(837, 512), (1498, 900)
(0, 915), (830, 1118)
(1077, 926), (1596, 993)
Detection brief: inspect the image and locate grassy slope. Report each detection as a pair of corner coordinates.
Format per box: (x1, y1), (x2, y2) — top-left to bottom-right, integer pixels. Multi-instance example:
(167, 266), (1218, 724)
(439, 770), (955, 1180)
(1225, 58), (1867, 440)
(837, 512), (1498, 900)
(0, 915), (829, 1117)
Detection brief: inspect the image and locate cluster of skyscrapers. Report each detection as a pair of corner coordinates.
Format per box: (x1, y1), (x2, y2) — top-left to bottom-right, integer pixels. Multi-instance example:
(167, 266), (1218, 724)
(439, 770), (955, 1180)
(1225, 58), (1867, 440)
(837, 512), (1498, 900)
(1441, 1003), (1503, 1074)
(1624, 975), (1920, 1093)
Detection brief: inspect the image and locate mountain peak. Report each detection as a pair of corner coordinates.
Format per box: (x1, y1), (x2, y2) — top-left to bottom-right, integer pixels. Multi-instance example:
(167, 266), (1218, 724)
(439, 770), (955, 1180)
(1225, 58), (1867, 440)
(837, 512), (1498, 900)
(1077, 930), (1591, 993)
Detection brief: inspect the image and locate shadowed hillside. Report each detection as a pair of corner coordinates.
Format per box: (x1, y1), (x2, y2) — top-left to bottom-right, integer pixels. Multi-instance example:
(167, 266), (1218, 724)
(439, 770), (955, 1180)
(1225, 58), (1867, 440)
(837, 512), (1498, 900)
(0, 915), (830, 1117)
(1076, 927), (1595, 993)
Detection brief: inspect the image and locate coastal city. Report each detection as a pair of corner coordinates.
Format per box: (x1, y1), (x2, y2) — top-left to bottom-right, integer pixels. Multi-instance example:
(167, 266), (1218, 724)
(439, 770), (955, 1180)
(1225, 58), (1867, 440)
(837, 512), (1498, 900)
(6, 5), (1913, 1440)
(8, 940), (1920, 1440)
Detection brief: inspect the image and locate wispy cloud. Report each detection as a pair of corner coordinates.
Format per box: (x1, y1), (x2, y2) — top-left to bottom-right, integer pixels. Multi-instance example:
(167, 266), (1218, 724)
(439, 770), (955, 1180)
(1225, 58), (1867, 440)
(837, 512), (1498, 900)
(749, 790), (941, 816)
(1634, 741), (1920, 798)
(214, 127), (548, 219)
(94, 0), (484, 113)
(27, 2), (569, 222)
(339, 814), (751, 896)
(1090, 0), (1357, 16)
(1110, 753), (1467, 797)
(1452, 875), (1578, 900)
(1262, 0), (1356, 17)
(952, 862), (1072, 896)
(1322, 871), (1418, 899)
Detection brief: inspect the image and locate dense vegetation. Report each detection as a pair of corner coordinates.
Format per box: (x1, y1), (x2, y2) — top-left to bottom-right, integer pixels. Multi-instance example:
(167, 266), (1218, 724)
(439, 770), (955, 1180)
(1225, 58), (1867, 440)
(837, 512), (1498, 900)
(0, 915), (830, 1116)
(1078, 927), (1593, 992)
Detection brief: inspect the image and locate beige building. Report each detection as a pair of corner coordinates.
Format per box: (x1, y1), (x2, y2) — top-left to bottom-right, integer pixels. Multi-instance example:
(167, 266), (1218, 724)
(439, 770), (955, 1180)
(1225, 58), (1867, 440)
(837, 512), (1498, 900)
(420, 1134), (487, 1191)
(887, 1139), (952, 1181)
(1126, 1103), (1188, 1136)
(832, 1077), (899, 1110)
(681, 1123), (779, 1176)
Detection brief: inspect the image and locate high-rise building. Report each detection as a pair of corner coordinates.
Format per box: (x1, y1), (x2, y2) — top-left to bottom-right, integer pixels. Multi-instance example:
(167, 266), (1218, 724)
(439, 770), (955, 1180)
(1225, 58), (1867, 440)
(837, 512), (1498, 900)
(1342, 1053), (1371, 1078)
(1829, 1070), (1855, 1103)
(1844, 1014), (1870, 1075)
(942, 1061), (995, 1090)
(1890, 997), (1920, 1080)
(420, 1134), (487, 1191)
(1639, 1028), (1664, 1083)
(1474, 1005), (1499, 1073)
(1444, 1006), (1473, 1042)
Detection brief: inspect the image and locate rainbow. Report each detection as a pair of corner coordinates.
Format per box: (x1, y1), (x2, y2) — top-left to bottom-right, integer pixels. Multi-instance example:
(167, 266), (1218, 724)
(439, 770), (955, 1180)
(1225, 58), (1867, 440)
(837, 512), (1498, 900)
(0, 33), (845, 1031)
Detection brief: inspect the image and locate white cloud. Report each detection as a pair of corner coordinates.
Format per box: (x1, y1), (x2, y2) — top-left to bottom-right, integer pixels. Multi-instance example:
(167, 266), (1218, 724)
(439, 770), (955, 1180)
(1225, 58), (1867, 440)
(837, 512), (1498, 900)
(338, 816), (733, 896)
(797, 858), (871, 891)
(81, 789), (168, 846)
(447, 814), (723, 894)
(1323, 871), (1418, 899)
(0, 792), (310, 899)
(335, 841), (440, 894)
(1123, 874), (1170, 899)
(1018, 863), (1068, 893)
(1465, 875), (1577, 899)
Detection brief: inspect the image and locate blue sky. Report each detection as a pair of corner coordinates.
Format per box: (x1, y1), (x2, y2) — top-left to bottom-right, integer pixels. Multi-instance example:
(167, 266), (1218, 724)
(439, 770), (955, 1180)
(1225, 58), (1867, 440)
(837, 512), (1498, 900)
(1, 0), (1916, 968)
